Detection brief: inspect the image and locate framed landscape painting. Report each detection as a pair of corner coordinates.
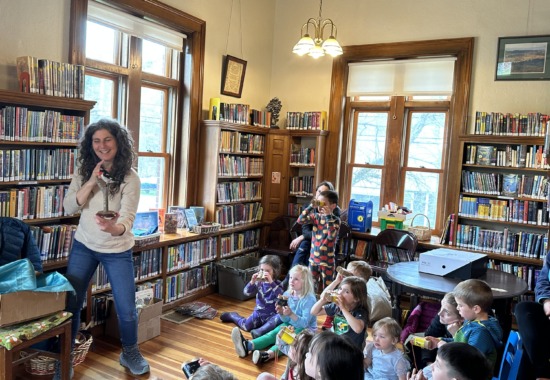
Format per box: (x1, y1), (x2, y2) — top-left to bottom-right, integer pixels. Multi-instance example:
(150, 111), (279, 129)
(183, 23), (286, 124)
(495, 35), (550, 80)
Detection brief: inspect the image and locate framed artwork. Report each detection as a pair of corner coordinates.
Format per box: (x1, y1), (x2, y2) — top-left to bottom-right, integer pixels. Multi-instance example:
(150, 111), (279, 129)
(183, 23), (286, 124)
(495, 35), (550, 81)
(221, 55), (247, 97)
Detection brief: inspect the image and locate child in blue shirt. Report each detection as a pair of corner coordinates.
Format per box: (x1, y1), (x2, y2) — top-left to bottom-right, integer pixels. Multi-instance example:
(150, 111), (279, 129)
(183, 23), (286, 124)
(230, 264), (317, 365)
(425, 279), (503, 371)
(220, 255), (284, 338)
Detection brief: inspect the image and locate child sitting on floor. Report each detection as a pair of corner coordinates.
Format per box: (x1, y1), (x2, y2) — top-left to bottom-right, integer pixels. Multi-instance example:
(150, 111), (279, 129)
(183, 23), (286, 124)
(311, 276), (369, 349)
(364, 317), (411, 380)
(424, 279), (503, 372)
(319, 260), (372, 330)
(220, 255), (284, 338)
(230, 264), (317, 365)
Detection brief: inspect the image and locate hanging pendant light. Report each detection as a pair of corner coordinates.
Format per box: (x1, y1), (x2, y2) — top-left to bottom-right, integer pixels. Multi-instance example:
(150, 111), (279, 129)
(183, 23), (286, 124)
(292, 0), (343, 58)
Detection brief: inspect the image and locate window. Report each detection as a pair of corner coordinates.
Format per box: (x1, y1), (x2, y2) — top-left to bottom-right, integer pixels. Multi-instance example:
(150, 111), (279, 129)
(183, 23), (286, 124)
(348, 97), (448, 228)
(69, 0), (205, 211)
(327, 38), (474, 234)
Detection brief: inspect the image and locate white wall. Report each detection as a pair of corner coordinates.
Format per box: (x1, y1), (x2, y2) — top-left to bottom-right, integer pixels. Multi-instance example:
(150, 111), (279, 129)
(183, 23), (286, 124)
(1, 0), (550, 127)
(271, 0), (550, 128)
(0, 0), (276, 115)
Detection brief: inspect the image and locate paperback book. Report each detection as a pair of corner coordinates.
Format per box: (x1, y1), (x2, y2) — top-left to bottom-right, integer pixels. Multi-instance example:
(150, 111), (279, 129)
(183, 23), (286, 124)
(502, 173), (519, 196)
(475, 145), (497, 166)
(164, 212), (178, 234)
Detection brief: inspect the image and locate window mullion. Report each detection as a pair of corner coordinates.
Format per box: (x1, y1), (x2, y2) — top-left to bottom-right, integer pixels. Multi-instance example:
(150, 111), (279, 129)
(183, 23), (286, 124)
(382, 96), (406, 206)
(127, 36), (142, 148)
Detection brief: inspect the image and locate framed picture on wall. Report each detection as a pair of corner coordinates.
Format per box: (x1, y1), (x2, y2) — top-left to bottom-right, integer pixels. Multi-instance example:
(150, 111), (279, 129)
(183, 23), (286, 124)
(495, 35), (550, 80)
(221, 55), (247, 97)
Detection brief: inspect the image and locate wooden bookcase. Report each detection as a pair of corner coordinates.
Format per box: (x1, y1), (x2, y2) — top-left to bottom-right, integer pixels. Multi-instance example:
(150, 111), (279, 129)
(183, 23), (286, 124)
(287, 130), (328, 216)
(0, 89), (94, 272)
(454, 134), (547, 292)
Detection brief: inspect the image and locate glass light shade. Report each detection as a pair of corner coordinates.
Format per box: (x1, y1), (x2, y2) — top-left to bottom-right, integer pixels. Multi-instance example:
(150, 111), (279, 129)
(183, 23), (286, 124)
(308, 45), (325, 59)
(293, 34), (315, 56)
(322, 36), (343, 57)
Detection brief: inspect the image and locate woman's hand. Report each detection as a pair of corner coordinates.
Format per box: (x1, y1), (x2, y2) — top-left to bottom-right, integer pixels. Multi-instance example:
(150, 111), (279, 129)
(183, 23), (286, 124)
(95, 212), (121, 235)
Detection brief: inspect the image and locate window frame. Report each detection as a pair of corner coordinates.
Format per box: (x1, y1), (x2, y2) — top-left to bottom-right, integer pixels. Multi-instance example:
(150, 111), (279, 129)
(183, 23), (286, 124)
(69, 0), (205, 207)
(327, 38), (474, 232)
(346, 98), (450, 232)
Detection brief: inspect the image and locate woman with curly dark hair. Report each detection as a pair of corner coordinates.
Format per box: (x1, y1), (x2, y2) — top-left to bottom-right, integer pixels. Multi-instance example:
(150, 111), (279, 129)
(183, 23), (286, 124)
(59, 119), (149, 379)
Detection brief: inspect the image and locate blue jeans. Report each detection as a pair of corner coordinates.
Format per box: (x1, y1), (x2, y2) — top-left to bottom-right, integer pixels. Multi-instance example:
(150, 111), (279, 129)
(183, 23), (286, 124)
(65, 240), (138, 347)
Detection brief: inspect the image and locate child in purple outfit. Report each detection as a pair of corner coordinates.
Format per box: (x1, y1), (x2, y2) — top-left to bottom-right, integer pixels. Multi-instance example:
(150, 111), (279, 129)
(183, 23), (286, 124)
(220, 255), (284, 338)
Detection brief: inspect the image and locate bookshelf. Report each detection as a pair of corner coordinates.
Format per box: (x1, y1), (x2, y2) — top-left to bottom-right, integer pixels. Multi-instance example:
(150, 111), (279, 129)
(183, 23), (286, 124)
(0, 89), (94, 270)
(455, 133), (548, 292)
(287, 130), (328, 216)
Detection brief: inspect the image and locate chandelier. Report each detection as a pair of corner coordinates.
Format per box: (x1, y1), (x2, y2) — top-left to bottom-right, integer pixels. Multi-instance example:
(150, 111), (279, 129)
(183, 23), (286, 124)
(292, 0), (343, 58)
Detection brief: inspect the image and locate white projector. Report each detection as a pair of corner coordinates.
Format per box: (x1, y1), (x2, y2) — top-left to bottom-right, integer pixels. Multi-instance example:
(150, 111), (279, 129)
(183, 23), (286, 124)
(418, 248), (488, 280)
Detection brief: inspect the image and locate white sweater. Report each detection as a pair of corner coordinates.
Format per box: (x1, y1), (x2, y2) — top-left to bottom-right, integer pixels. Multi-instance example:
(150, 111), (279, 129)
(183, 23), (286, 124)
(63, 169), (140, 253)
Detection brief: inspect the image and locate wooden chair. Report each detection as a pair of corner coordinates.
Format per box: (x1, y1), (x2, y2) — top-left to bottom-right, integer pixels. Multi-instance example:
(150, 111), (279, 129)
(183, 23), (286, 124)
(369, 229), (418, 275)
(335, 221), (352, 268)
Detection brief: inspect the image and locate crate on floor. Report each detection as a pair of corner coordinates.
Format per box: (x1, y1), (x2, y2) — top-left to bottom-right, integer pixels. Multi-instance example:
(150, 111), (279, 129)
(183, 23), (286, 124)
(216, 252), (260, 301)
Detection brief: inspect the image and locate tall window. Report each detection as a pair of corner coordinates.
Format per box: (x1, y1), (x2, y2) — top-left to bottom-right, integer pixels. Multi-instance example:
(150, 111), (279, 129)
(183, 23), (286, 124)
(84, 6), (182, 212)
(69, 0), (205, 212)
(328, 42), (474, 234)
(347, 96), (449, 228)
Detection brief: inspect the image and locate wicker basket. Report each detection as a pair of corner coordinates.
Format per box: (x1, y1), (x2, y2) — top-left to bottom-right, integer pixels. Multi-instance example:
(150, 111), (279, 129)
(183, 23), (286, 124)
(134, 232), (161, 248)
(21, 331), (93, 375)
(191, 223), (221, 234)
(408, 214), (431, 241)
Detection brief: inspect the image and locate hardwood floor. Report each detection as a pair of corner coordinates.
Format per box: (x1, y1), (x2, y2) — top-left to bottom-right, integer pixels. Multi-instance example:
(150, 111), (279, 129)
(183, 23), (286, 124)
(72, 294), (288, 380)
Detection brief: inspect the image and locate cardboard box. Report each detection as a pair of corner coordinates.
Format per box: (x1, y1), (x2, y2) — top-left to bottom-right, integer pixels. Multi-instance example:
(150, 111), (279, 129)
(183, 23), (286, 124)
(0, 290), (67, 327)
(216, 253), (259, 301)
(105, 298), (163, 344)
(418, 248), (488, 280)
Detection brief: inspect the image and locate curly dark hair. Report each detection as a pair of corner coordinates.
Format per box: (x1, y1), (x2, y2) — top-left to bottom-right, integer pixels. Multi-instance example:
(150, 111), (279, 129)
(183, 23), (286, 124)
(77, 119), (136, 195)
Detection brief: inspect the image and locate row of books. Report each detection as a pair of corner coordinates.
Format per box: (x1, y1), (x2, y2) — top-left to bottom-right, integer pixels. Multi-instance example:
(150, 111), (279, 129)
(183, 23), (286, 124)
(216, 180), (262, 204)
(0, 185), (72, 220)
(0, 106), (85, 143)
(290, 145), (316, 166)
(250, 109), (272, 128)
(208, 98), (251, 125)
(30, 224), (77, 262)
(289, 175), (315, 196)
(487, 260), (541, 291)
(136, 279), (164, 301)
(215, 202), (263, 228)
(220, 228), (261, 258)
(16, 56), (85, 99)
(473, 111), (550, 136)
(165, 206), (204, 231)
(465, 144), (548, 169)
(132, 248), (162, 281)
(458, 195), (549, 225)
(287, 202), (305, 217)
(373, 245), (415, 265)
(219, 130), (265, 154)
(0, 148), (76, 182)
(286, 111), (327, 130)
(461, 170), (548, 198)
(166, 237), (217, 272)
(455, 223), (547, 259)
(90, 294), (109, 327)
(218, 155), (264, 177)
(165, 264), (215, 303)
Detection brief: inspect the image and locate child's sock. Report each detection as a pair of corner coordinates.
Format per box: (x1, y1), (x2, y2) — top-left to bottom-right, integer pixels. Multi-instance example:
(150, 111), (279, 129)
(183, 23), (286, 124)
(247, 341), (254, 351)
